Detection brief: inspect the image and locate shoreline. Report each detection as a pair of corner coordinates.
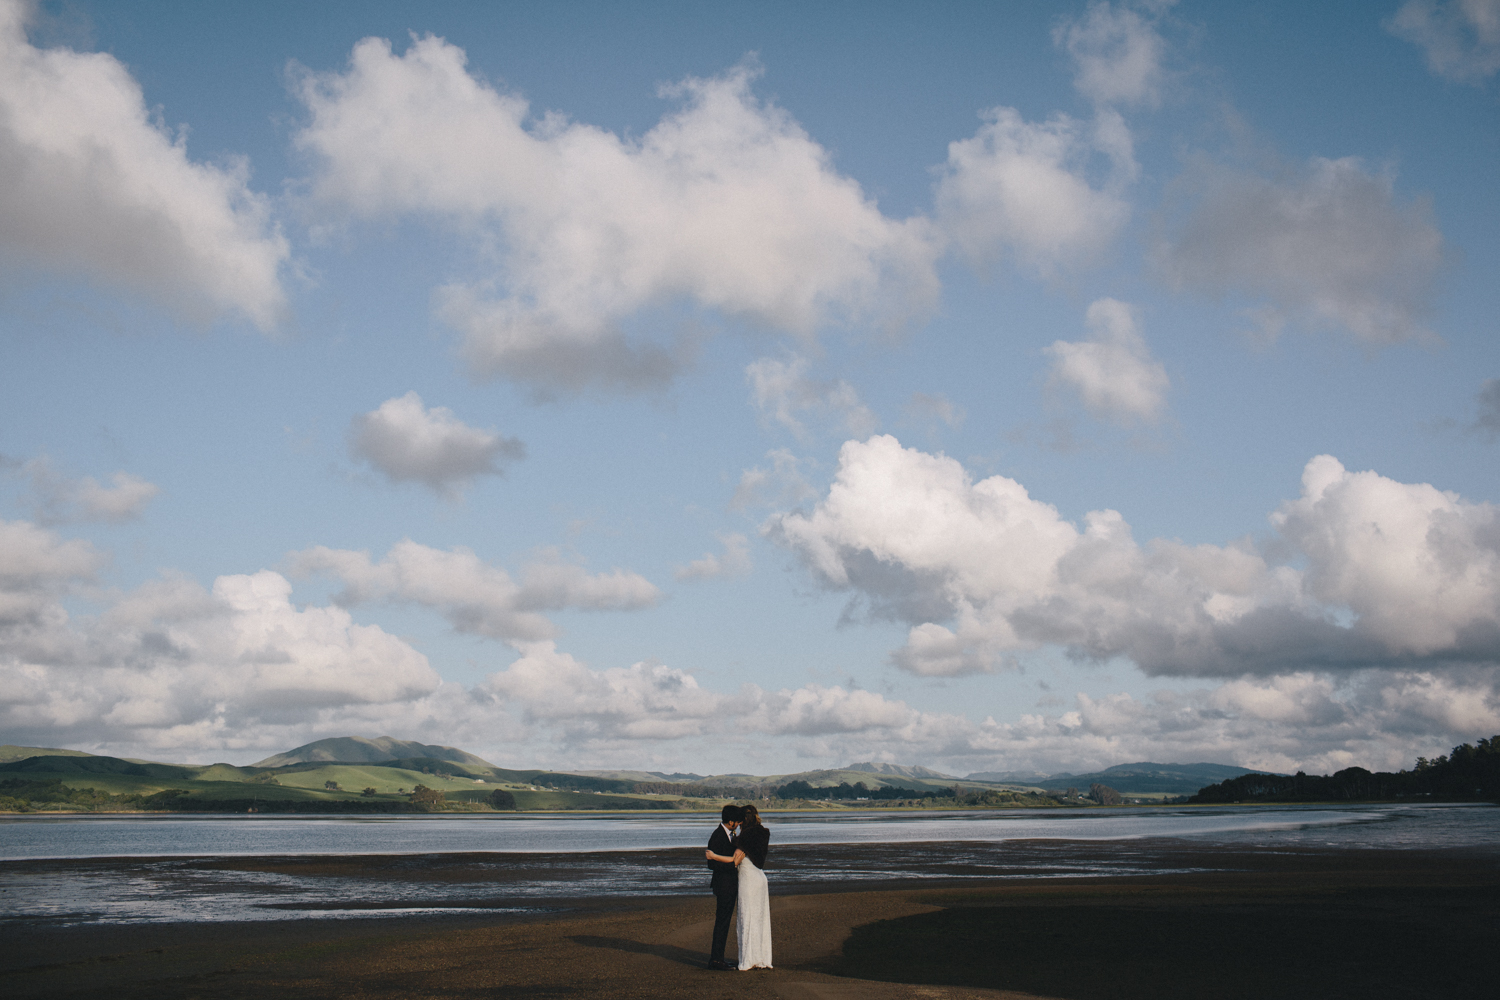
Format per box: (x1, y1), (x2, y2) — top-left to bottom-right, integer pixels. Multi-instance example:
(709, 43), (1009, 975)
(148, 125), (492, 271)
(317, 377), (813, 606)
(1, 795), (1476, 817)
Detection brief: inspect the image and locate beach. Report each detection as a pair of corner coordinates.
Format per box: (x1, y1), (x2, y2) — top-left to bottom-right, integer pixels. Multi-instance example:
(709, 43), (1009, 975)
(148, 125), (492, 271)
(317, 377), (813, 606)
(5, 838), (1495, 999)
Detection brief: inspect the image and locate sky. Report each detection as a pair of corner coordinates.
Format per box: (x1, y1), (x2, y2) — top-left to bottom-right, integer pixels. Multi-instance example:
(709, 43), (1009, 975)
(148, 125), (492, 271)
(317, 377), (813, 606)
(1, 0), (1498, 776)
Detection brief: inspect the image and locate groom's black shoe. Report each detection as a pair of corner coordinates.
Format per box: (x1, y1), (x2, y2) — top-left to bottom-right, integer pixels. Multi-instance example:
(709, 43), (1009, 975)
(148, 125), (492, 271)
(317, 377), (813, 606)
(707, 959), (733, 971)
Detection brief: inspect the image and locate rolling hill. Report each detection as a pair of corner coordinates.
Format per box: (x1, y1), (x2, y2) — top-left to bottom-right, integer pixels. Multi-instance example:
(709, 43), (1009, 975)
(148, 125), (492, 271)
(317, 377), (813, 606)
(252, 736), (496, 768)
(1, 737), (1278, 810)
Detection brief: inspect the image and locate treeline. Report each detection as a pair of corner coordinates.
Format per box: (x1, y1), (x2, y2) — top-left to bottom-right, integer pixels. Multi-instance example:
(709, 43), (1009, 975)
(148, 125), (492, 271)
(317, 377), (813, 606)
(774, 780), (942, 801)
(0, 779), (431, 813)
(1190, 736), (1500, 804)
(0, 778), (523, 814)
(632, 781), (770, 799)
(629, 778), (1114, 806)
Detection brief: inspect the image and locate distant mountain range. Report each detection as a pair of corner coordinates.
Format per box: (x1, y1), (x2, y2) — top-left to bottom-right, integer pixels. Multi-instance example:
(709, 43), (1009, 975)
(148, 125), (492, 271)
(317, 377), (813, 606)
(844, 761), (956, 779)
(967, 761), (1277, 795)
(5, 736), (1272, 799)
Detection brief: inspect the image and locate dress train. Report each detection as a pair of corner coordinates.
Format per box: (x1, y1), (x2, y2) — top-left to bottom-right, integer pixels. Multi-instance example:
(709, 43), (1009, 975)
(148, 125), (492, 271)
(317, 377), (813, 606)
(735, 856), (772, 970)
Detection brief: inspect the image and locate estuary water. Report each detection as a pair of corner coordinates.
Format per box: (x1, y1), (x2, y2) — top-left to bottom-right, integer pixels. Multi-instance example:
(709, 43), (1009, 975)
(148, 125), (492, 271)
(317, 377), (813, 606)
(2, 803), (1496, 927)
(5, 801), (1497, 861)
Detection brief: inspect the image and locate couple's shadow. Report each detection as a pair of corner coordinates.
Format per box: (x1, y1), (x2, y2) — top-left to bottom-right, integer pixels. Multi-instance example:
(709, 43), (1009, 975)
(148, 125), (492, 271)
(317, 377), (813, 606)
(569, 934), (709, 969)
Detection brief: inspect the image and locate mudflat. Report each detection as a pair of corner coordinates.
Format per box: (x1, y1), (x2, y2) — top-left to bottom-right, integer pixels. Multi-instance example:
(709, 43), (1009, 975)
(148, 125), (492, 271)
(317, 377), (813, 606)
(4, 842), (1495, 1000)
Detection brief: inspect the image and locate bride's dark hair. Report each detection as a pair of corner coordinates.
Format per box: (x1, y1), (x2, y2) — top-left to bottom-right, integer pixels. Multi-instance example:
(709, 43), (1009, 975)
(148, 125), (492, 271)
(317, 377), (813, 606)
(739, 804), (765, 831)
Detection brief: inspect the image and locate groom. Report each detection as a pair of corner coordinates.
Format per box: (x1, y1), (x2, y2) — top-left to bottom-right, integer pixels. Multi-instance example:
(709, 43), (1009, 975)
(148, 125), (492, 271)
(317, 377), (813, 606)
(704, 803), (743, 970)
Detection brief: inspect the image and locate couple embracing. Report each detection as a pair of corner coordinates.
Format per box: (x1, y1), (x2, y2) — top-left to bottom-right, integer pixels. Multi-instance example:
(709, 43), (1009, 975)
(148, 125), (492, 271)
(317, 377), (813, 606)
(704, 803), (772, 971)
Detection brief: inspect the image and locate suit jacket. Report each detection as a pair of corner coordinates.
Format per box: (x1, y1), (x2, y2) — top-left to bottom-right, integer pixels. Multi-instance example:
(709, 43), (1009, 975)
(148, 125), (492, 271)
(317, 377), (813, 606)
(707, 824), (737, 895)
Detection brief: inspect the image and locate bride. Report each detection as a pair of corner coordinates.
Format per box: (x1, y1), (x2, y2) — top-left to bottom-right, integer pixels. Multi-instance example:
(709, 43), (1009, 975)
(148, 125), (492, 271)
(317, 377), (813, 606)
(731, 804), (772, 970)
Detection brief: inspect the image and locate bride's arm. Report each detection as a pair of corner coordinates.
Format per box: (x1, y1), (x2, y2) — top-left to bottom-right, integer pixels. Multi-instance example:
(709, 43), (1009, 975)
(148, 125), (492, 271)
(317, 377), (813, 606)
(705, 849), (736, 863)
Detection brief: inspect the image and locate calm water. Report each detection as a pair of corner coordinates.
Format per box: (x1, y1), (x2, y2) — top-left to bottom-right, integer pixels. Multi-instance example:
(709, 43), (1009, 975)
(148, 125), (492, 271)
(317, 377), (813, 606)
(3, 804), (1495, 927)
(6, 802), (1496, 860)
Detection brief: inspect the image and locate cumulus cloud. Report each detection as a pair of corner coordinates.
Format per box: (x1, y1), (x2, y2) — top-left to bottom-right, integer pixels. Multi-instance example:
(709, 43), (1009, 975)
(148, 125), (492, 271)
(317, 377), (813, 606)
(954, 668), (1500, 776)
(0, 517), (104, 630)
(0, 0), (287, 328)
(289, 539), (659, 643)
(675, 533), (752, 581)
(348, 392), (524, 495)
(0, 553), (442, 753)
(3, 518), (1489, 771)
(746, 354), (877, 439)
(1054, 1), (1168, 107)
(481, 651), (1496, 774)
(1387, 0), (1500, 83)
(10, 456), (160, 524)
(1044, 298), (1169, 423)
(935, 106), (1135, 278)
(1157, 155), (1444, 344)
(769, 435), (1500, 679)
(294, 40), (940, 391)
(479, 639), (964, 750)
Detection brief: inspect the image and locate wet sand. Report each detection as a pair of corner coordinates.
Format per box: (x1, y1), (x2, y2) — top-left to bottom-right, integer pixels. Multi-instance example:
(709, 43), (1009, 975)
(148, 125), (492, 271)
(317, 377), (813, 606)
(4, 840), (1496, 999)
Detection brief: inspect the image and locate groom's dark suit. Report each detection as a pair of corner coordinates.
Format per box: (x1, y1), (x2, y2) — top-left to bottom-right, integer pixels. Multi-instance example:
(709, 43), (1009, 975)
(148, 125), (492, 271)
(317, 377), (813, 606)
(707, 823), (738, 965)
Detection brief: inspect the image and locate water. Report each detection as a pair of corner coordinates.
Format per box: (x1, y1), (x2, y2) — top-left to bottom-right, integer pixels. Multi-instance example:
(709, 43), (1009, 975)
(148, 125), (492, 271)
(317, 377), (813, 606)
(3, 804), (1495, 927)
(5, 802), (1494, 860)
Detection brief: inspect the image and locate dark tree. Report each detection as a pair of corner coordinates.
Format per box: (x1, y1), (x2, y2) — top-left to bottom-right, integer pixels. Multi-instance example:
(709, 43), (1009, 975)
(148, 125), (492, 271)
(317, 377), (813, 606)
(409, 784), (445, 809)
(1088, 783), (1122, 805)
(488, 788), (517, 809)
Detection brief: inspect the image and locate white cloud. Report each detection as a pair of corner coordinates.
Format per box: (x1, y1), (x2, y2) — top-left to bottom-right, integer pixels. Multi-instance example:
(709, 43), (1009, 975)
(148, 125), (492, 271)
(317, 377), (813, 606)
(294, 41), (940, 391)
(0, 517), (103, 630)
(0, 562), (442, 752)
(952, 668), (1500, 776)
(1157, 155), (1444, 345)
(770, 435), (1500, 679)
(746, 354), (877, 440)
(3, 519), (1490, 772)
(1054, 1), (1168, 107)
(731, 448), (817, 511)
(905, 392), (965, 430)
(8, 458), (159, 527)
(675, 533), (752, 581)
(1044, 298), (1169, 423)
(479, 640), (969, 750)
(11, 456), (160, 524)
(935, 107), (1135, 278)
(1387, 0), (1500, 83)
(0, 0), (287, 328)
(482, 641), (731, 742)
(289, 539), (659, 643)
(349, 392), (524, 495)
(74, 472), (160, 522)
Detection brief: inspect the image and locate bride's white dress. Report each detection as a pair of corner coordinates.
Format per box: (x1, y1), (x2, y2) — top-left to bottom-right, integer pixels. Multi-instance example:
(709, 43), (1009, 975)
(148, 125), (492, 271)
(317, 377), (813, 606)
(735, 857), (773, 969)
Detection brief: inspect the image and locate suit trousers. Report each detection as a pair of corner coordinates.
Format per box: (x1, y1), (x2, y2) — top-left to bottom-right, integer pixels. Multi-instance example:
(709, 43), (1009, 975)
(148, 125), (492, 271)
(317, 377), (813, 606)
(711, 884), (737, 962)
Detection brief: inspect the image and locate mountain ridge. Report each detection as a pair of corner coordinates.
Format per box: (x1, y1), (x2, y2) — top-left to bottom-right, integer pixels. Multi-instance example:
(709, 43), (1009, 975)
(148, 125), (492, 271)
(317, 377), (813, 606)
(967, 761), (1278, 795)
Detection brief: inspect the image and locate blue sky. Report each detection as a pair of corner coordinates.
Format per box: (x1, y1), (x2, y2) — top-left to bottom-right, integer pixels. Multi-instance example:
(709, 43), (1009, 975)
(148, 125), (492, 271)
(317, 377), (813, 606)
(2, 0), (1497, 775)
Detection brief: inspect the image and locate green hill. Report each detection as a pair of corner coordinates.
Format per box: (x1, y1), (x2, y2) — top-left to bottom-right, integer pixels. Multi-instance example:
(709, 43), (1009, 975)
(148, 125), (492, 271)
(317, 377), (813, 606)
(0, 745), (103, 765)
(0, 739), (1272, 812)
(252, 735), (496, 768)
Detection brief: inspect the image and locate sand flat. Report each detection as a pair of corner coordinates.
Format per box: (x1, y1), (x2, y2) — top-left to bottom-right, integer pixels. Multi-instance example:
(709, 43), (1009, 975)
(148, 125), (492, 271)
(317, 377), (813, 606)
(4, 841), (1495, 999)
